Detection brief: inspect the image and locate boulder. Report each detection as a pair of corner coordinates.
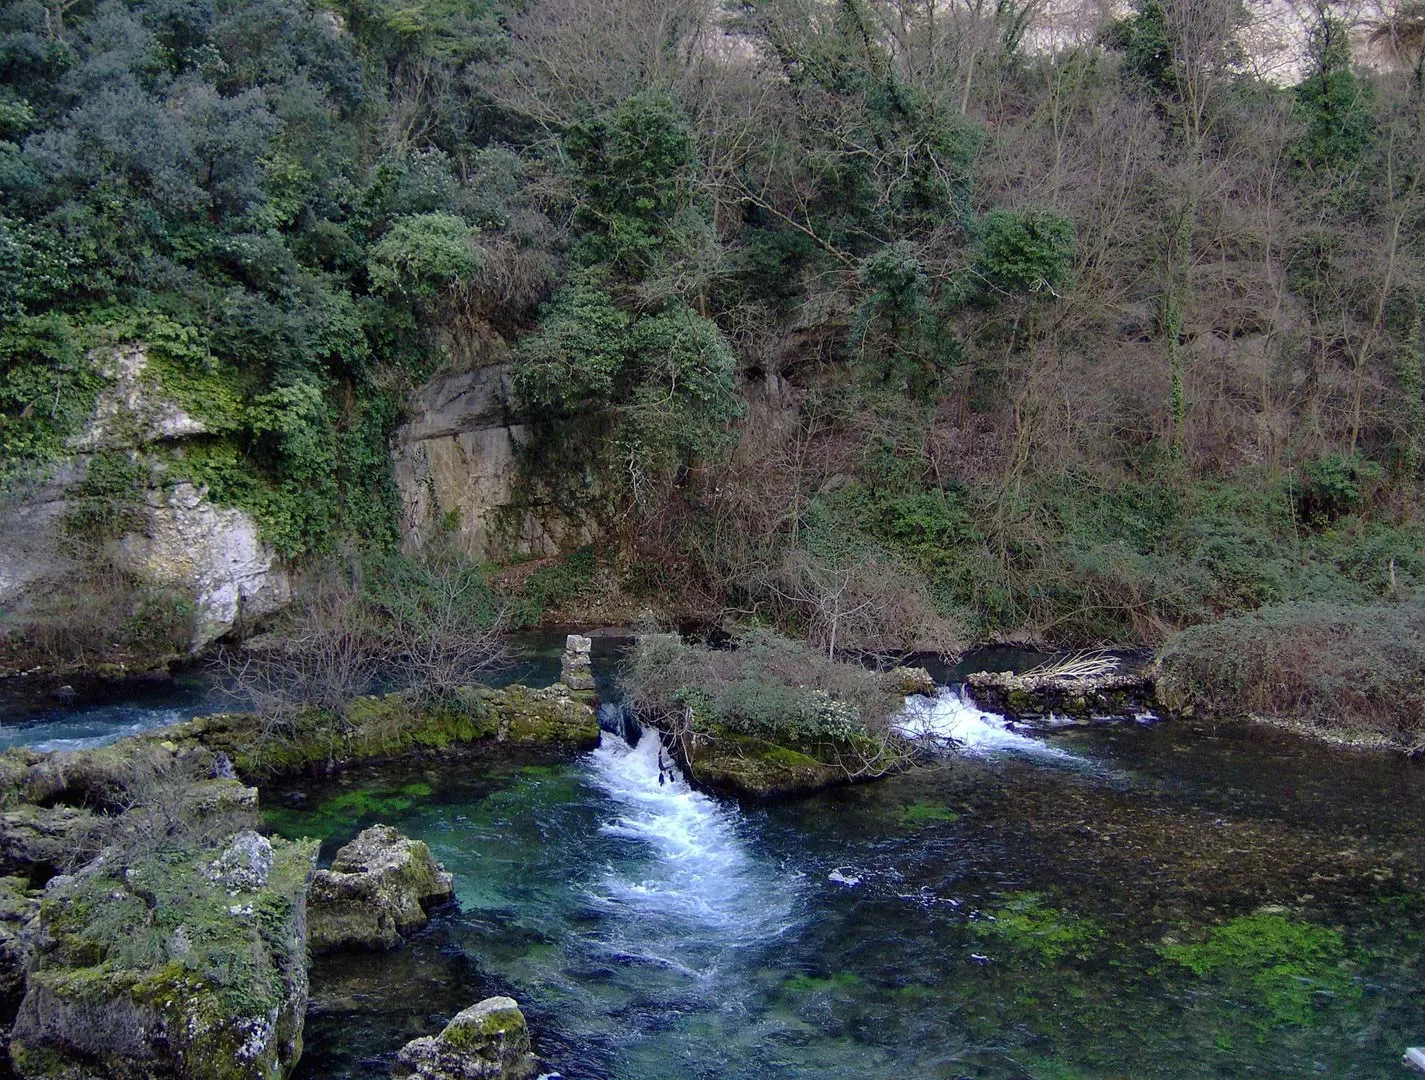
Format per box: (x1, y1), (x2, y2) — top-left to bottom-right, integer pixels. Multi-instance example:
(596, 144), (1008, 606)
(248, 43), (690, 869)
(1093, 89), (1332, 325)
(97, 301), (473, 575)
(205, 830), (273, 892)
(308, 825), (454, 952)
(0, 806), (102, 881)
(886, 666), (936, 697)
(0, 876), (38, 1020)
(9, 833), (318, 1080)
(559, 634), (595, 693)
(390, 996), (537, 1080)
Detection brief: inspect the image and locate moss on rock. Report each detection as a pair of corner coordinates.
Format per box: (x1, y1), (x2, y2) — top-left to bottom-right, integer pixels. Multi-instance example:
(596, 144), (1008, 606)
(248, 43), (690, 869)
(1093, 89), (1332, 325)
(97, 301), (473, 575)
(672, 727), (909, 799)
(308, 825), (454, 953)
(177, 683), (597, 779)
(391, 996), (537, 1080)
(10, 835), (318, 1080)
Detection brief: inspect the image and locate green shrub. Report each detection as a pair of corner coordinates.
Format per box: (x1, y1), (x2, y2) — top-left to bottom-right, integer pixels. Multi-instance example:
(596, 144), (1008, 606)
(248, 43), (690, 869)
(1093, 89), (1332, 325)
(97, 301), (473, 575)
(368, 212), (483, 299)
(503, 546), (598, 629)
(974, 207), (1075, 295)
(1296, 453), (1380, 525)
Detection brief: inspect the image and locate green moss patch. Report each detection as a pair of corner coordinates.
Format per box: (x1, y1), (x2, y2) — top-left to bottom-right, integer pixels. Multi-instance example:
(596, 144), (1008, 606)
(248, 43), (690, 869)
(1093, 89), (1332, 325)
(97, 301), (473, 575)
(898, 801), (960, 827)
(976, 893), (1105, 963)
(1158, 911), (1362, 1028)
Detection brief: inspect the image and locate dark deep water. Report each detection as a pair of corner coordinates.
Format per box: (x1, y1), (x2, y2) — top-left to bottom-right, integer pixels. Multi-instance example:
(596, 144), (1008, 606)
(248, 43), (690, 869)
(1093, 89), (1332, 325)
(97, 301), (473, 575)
(5, 641), (1423, 1079)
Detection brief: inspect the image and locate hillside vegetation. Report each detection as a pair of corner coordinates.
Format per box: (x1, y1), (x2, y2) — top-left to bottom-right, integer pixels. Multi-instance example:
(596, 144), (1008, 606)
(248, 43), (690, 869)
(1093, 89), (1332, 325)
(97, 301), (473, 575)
(5, 0), (1425, 665)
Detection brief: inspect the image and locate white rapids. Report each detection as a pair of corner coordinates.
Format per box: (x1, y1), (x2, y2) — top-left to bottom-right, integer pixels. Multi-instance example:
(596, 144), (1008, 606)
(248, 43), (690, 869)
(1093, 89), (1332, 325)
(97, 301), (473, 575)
(891, 685), (1083, 763)
(583, 726), (798, 948)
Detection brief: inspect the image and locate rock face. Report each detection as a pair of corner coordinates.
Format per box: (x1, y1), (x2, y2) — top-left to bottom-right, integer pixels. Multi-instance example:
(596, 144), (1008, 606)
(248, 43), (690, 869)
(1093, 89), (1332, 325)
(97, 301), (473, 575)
(0, 343), (289, 655)
(118, 481), (290, 647)
(392, 359), (589, 562)
(308, 825), (454, 952)
(68, 345), (208, 451)
(391, 996), (537, 1080)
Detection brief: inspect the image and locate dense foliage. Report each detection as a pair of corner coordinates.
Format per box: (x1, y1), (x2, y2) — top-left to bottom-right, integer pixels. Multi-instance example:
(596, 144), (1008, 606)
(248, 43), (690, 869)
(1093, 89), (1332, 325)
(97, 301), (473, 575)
(8, 0), (1425, 657)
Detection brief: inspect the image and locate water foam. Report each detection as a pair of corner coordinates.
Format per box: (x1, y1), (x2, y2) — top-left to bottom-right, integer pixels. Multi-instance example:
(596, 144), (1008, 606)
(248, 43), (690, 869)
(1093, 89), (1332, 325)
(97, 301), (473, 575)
(892, 686), (1081, 762)
(583, 728), (797, 946)
(0, 706), (193, 754)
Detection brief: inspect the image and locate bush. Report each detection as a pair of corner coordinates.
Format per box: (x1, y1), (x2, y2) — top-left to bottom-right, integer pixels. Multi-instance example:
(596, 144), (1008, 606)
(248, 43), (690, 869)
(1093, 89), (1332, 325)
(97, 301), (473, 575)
(973, 207), (1075, 296)
(217, 549), (506, 735)
(1156, 600), (1425, 744)
(1296, 453), (1380, 525)
(622, 629), (902, 744)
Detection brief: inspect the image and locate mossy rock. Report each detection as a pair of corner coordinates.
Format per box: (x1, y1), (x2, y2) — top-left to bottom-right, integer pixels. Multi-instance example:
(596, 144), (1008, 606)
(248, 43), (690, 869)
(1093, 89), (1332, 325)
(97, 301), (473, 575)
(492, 684), (599, 747)
(308, 824), (454, 953)
(391, 995), (537, 1080)
(179, 684), (596, 778)
(673, 728), (908, 799)
(9, 835), (319, 1080)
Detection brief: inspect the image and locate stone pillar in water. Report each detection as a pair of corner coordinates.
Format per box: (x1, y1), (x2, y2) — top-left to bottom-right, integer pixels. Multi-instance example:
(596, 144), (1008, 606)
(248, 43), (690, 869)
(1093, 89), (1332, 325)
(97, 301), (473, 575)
(561, 634), (596, 694)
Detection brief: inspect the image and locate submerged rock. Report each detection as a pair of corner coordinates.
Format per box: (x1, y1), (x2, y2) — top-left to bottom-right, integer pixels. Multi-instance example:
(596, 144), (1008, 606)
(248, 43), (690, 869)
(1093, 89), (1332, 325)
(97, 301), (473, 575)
(308, 825), (454, 953)
(391, 996), (537, 1080)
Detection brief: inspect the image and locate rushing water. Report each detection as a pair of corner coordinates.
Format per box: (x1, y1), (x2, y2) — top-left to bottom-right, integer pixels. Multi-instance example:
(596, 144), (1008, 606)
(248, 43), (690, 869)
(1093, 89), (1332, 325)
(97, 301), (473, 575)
(6, 646), (1424, 1079)
(272, 694), (1425, 1080)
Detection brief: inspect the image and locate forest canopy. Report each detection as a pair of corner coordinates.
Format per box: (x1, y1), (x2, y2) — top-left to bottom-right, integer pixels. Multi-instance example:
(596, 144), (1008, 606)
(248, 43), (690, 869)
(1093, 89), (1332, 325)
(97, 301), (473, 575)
(5, 0), (1425, 646)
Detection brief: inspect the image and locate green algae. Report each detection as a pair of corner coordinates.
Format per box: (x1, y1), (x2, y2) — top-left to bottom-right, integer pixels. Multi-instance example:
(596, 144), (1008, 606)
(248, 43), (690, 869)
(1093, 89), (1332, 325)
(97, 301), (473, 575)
(263, 785), (432, 842)
(1158, 911), (1361, 1029)
(897, 800), (959, 827)
(783, 971), (865, 995)
(975, 893), (1105, 963)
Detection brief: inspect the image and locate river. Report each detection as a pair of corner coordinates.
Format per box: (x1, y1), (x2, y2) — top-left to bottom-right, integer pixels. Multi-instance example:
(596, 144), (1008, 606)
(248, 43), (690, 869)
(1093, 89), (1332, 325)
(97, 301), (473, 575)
(4, 645), (1423, 1078)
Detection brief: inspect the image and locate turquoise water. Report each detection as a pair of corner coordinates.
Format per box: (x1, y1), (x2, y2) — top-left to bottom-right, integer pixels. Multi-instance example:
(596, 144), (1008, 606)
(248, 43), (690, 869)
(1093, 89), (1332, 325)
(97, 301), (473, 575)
(7, 642), (1420, 1079)
(278, 707), (1425, 1080)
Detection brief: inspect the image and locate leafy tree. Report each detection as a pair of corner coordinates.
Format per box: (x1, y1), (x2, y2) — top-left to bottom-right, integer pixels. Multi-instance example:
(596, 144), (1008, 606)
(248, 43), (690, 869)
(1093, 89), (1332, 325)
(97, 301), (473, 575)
(1293, 13), (1375, 176)
(368, 212), (482, 300)
(974, 208), (1076, 296)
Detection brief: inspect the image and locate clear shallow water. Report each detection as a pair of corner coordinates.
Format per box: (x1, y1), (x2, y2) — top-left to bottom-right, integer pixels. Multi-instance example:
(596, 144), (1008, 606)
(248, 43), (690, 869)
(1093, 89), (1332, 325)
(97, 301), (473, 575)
(278, 706), (1425, 1080)
(6, 645), (1422, 1079)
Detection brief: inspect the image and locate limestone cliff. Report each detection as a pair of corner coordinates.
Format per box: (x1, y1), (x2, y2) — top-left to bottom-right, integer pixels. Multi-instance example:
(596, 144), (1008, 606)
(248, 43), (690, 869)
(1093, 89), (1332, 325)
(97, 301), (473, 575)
(392, 354), (589, 564)
(0, 343), (289, 654)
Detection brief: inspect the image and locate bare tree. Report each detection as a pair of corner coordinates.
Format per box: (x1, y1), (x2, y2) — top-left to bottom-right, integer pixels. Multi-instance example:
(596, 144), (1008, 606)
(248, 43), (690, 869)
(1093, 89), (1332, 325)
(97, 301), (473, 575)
(217, 552), (507, 735)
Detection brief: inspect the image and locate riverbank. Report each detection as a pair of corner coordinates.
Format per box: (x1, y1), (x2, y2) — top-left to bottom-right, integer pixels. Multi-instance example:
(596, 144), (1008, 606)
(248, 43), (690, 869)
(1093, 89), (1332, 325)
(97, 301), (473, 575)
(0, 672), (600, 1080)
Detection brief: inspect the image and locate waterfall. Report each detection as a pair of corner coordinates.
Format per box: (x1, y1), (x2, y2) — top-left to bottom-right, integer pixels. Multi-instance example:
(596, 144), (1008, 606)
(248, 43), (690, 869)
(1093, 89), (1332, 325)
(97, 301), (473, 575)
(582, 725), (798, 951)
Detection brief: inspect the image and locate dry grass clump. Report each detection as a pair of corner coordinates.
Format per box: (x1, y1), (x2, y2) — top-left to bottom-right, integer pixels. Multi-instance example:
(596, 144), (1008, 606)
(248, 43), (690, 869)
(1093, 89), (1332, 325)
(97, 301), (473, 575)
(623, 628), (902, 742)
(1157, 601), (1425, 747)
